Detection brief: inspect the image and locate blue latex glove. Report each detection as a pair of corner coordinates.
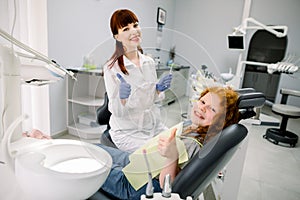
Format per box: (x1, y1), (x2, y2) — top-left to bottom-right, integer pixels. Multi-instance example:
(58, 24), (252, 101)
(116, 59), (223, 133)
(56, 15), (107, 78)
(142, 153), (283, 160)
(117, 73), (131, 99)
(156, 74), (173, 92)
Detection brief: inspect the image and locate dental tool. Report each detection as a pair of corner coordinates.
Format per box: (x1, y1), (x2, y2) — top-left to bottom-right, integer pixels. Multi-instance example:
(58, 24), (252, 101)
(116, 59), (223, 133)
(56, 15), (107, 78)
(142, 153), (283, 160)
(169, 65), (173, 74)
(162, 174), (172, 198)
(142, 149), (154, 198)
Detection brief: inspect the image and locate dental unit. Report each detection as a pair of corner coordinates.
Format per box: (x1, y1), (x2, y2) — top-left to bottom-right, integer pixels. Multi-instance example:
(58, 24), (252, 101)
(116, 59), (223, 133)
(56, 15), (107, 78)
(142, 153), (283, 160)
(0, 28), (112, 200)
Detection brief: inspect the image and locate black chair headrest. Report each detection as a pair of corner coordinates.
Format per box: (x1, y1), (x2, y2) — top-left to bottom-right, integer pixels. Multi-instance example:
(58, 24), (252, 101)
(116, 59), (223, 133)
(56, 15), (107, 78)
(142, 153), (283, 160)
(235, 88), (266, 120)
(96, 92), (111, 126)
(237, 91), (266, 109)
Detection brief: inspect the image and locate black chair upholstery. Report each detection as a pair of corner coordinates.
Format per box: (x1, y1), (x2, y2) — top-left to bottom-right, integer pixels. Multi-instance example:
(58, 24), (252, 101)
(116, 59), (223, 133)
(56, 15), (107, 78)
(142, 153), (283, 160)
(96, 92), (111, 126)
(172, 124), (247, 199)
(96, 92), (116, 148)
(236, 88), (266, 120)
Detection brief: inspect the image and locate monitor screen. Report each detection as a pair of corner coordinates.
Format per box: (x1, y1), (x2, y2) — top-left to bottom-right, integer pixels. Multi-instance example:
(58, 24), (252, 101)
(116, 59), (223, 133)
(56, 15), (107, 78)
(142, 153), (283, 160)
(228, 35), (245, 50)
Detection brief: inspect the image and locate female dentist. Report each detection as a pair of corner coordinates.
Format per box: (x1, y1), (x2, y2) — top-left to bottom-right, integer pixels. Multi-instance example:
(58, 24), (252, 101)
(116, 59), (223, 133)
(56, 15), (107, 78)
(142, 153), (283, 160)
(103, 9), (172, 152)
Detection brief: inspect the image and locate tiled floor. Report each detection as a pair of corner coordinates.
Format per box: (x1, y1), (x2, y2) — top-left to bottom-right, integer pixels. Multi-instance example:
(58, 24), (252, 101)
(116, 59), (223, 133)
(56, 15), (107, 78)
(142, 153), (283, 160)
(60, 96), (300, 200)
(237, 108), (300, 200)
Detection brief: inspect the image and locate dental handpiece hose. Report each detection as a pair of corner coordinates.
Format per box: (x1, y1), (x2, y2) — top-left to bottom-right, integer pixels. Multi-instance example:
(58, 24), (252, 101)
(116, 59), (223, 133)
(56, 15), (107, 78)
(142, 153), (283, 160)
(143, 149), (154, 198)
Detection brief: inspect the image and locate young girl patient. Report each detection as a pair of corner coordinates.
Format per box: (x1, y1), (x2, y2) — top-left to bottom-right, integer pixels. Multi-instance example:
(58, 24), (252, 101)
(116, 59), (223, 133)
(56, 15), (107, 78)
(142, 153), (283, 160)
(96, 86), (240, 200)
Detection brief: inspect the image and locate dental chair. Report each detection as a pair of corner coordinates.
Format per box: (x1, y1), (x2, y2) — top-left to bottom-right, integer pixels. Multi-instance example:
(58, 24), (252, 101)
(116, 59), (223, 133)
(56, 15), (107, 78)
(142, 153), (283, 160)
(96, 92), (116, 148)
(90, 89), (265, 200)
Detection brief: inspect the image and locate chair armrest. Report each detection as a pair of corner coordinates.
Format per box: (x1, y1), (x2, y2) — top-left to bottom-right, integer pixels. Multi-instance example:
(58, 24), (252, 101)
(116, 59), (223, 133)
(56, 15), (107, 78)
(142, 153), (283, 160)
(280, 88), (300, 97)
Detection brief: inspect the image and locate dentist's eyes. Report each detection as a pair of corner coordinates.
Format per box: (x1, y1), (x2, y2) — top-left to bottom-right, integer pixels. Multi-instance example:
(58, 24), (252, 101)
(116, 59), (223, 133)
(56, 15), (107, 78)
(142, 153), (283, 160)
(133, 23), (139, 28)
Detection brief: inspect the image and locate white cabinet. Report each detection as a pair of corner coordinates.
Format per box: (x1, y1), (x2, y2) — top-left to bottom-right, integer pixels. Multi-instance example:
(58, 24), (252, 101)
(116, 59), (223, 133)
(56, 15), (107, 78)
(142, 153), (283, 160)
(66, 69), (107, 139)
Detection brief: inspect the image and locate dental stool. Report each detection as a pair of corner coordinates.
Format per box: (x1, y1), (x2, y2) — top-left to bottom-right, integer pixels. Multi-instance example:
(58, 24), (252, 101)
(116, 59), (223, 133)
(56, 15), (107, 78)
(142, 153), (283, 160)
(263, 88), (300, 147)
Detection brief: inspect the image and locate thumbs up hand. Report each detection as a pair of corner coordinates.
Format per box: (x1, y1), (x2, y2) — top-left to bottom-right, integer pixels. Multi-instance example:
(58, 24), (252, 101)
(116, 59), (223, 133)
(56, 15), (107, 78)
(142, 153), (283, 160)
(158, 128), (179, 160)
(116, 73), (131, 100)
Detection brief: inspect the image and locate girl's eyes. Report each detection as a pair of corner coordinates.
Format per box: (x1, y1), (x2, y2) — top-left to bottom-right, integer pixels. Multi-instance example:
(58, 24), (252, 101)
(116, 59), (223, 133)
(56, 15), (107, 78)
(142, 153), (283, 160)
(199, 100), (216, 113)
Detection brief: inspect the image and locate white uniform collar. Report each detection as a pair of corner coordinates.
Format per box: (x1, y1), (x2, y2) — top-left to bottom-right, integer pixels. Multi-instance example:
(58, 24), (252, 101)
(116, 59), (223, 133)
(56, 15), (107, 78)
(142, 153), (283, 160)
(123, 51), (146, 67)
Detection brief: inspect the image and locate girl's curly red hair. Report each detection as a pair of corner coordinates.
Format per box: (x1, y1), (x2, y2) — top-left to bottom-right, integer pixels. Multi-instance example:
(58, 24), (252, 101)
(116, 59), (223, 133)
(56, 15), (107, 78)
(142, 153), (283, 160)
(183, 86), (240, 144)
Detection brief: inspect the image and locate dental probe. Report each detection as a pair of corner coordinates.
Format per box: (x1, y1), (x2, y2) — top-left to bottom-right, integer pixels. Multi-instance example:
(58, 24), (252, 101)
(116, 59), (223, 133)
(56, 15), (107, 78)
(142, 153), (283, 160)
(169, 65), (173, 74)
(143, 149), (154, 198)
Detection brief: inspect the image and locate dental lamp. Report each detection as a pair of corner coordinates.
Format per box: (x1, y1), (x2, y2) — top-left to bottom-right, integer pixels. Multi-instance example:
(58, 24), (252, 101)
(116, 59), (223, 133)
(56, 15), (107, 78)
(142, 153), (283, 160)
(0, 28), (75, 168)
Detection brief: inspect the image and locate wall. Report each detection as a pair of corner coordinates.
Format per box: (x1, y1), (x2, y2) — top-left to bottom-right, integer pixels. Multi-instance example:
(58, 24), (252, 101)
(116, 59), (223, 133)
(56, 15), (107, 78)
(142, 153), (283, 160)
(46, 0), (300, 131)
(173, 0), (245, 76)
(48, 0), (300, 83)
(173, 0), (300, 105)
(47, 0), (176, 68)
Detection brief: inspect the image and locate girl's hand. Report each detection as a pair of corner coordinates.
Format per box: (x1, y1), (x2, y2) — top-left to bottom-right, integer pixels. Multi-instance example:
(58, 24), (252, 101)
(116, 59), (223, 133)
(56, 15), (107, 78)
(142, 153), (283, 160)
(158, 128), (180, 188)
(158, 128), (178, 160)
(22, 129), (51, 140)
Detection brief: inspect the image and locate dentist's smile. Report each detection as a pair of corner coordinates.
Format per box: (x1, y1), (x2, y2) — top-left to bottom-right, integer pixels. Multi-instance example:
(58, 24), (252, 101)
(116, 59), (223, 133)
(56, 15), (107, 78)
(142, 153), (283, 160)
(130, 35), (140, 42)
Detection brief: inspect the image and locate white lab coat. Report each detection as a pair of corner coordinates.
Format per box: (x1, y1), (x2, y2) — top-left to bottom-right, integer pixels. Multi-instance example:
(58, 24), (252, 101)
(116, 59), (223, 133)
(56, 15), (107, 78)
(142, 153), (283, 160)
(103, 52), (167, 152)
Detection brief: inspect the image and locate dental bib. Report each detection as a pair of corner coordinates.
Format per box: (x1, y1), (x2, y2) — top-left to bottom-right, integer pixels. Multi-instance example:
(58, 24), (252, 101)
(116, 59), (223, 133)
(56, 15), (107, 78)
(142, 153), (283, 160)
(14, 139), (112, 200)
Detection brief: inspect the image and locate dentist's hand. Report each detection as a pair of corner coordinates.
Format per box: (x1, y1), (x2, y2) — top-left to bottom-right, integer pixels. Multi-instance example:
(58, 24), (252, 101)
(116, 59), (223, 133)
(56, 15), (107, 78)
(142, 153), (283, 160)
(156, 74), (173, 92)
(117, 73), (131, 100)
